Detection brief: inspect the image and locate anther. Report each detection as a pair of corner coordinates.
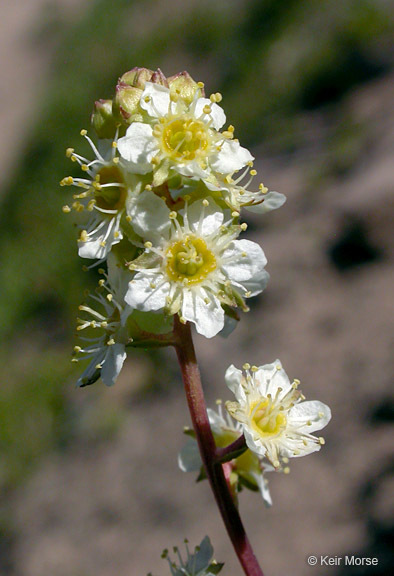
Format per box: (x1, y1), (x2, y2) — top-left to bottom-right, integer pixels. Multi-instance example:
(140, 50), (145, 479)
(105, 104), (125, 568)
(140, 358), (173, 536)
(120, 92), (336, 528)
(80, 129), (87, 136)
(62, 205), (71, 213)
(144, 241), (153, 249)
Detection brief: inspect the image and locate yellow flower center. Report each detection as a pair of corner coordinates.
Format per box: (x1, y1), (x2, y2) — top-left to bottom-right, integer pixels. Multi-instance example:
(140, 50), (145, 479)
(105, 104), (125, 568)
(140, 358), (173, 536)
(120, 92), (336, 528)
(94, 165), (126, 211)
(166, 235), (216, 285)
(250, 399), (287, 437)
(159, 117), (210, 162)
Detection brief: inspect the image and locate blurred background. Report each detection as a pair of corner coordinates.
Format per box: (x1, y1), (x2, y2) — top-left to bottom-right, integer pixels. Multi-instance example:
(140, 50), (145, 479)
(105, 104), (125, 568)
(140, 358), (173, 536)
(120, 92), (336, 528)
(0, 0), (393, 574)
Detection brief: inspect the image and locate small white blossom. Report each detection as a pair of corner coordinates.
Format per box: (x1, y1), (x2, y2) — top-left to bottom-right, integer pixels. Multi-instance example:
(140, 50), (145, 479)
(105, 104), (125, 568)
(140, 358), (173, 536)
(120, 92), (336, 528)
(72, 255), (132, 386)
(204, 170), (286, 214)
(156, 536), (223, 576)
(117, 82), (254, 187)
(225, 361), (331, 469)
(125, 193), (269, 338)
(61, 130), (145, 261)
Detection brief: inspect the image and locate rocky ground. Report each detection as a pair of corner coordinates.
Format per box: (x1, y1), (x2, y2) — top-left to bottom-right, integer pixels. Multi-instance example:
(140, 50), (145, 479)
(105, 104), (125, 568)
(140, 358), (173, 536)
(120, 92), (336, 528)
(1, 3), (393, 576)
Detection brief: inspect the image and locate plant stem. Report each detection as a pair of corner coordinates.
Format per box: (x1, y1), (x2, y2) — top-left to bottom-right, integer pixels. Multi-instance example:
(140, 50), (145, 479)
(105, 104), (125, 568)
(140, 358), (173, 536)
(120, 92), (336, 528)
(173, 317), (264, 576)
(215, 435), (248, 465)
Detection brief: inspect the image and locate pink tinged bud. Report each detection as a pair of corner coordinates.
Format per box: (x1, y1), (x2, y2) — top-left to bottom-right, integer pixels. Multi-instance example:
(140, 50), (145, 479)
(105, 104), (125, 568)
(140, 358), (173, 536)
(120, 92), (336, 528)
(113, 82), (143, 122)
(119, 67), (154, 88)
(91, 99), (118, 139)
(167, 71), (203, 103)
(151, 68), (169, 87)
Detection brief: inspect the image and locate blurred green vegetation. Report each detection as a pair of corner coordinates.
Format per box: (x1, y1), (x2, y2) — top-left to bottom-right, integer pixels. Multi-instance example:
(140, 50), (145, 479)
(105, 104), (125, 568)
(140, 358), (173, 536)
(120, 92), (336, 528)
(0, 0), (392, 492)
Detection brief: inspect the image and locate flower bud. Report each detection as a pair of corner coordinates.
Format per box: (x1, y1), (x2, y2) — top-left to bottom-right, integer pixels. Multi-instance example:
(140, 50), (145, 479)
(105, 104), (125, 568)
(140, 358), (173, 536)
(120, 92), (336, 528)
(119, 66), (154, 89)
(91, 99), (118, 139)
(113, 82), (143, 123)
(150, 68), (169, 87)
(168, 71), (203, 104)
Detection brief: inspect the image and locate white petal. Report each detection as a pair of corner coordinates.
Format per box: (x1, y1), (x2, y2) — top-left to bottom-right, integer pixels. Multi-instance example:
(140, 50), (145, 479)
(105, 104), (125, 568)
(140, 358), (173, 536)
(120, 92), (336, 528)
(174, 162), (210, 179)
(128, 190), (171, 240)
(281, 435), (322, 459)
(252, 470), (273, 507)
(289, 401), (332, 433)
(253, 360), (292, 397)
(184, 199), (224, 236)
(117, 123), (157, 173)
(243, 428), (267, 458)
(193, 98), (226, 130)
(181, 289), (224, 338)
(225, 364), (243, 395)
(219, 314), (238, 338)
(125, 272), (169, 312)
(107, 252), (131, 299)
(211, 140), (254, 174)
(221, 239), (268, 296)
(139, 82), (171, 117)
(78, 219), (122, 260)
(178, 438), (202, 472)
(245, 191), (287, 214)
(101, 343), (126, 386)
(207, 408), (227, 432)
(76, 350), (105, 387)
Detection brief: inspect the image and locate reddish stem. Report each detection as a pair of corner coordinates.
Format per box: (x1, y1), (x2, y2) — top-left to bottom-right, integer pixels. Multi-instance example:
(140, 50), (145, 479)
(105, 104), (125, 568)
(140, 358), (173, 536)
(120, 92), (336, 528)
(173, 317), (264, 576)
(215, 435), (247, 464)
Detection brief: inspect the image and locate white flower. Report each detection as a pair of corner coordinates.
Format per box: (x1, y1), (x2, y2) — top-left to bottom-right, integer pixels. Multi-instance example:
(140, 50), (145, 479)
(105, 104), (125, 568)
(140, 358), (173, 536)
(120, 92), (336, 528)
(159, 536), (222, 576)
(204, 169), (286, 214)
(179, 401), (274, 507)
(125, 193), (269, 338)
(225, 361), (331, 469)
(117, 82), (254, 186)
(72, 256), (131, 386)
(61, 130), (145, 260)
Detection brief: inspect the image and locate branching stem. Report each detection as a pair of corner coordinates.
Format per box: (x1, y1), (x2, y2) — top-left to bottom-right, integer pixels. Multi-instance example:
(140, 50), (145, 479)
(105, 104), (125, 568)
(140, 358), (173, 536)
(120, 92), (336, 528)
(173, 317), (264, 576)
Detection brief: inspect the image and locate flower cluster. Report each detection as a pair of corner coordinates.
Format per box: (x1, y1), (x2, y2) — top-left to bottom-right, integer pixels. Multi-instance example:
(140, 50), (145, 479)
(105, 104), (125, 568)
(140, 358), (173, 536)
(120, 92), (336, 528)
(63, 67), (285, 386)
(64, 68), (332, 569)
